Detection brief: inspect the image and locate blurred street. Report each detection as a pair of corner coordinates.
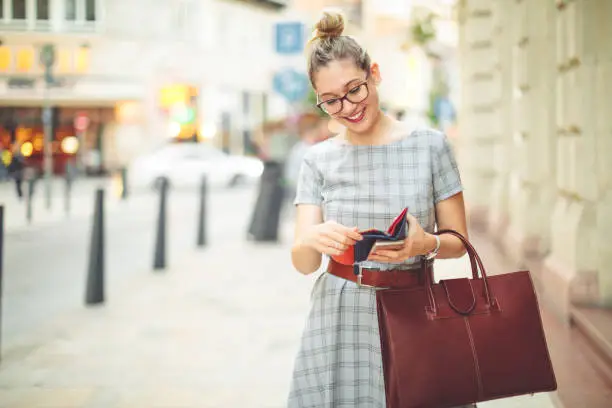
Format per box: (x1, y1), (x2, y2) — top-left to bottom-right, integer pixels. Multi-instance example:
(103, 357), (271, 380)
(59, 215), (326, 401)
(0, 183), (559, 408)
(0, 0), (611, 406)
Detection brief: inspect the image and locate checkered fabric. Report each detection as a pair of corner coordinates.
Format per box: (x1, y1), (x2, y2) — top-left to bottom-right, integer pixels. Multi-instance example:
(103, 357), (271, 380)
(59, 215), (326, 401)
(288, 126), (464, 408)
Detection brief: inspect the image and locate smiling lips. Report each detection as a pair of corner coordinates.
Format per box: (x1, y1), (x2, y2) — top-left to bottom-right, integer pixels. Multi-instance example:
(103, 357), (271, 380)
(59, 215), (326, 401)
(344, 108), (366, 123)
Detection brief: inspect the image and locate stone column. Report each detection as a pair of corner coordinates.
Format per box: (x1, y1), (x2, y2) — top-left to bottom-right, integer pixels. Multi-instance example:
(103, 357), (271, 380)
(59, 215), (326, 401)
(501, 1), (557, 266)
(456, 0), (500, 230)
(485, 0), (514, 243)
(542, 0), (600, 320)
(593, 0), (612, 306)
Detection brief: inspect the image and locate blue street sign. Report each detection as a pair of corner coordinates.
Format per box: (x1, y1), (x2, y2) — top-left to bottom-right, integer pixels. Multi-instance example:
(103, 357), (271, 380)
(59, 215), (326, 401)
(275, 22), (304, 54)
(273, 68), (310, 102)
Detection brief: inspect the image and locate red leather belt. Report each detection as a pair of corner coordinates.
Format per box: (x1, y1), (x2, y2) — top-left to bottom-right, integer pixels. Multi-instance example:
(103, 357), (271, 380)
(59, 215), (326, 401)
(327, 259), (432, 289)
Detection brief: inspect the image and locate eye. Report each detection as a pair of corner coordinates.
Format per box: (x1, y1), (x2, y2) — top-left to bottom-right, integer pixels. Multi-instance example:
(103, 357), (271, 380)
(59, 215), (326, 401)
(348, 84), (364, 94)
(322, 98), (340, 107)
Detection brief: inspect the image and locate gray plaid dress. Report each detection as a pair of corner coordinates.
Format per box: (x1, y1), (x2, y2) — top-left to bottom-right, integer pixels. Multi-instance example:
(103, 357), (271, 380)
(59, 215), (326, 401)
(288, 126), (464, 408)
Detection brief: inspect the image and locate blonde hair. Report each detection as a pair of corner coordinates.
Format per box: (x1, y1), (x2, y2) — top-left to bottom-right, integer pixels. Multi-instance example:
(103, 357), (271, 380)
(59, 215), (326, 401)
(307, 10), (371, 87)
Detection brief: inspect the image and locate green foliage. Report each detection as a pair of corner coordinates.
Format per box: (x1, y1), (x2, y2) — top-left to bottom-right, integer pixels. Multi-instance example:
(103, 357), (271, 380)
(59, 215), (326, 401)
(410, 10), (438, 46)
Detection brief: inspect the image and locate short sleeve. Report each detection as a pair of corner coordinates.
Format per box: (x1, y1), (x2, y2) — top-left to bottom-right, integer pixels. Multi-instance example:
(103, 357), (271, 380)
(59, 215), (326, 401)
(294, 156), (323, 206)
(431, 132), (463, 203)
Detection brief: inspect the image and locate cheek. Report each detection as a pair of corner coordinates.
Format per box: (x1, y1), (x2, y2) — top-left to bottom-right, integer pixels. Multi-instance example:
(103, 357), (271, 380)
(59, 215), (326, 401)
(364, 89), (379, 109)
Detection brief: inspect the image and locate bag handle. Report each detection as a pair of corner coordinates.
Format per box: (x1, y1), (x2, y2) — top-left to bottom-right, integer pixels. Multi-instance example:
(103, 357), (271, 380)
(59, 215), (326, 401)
(423, 229), (498, 316)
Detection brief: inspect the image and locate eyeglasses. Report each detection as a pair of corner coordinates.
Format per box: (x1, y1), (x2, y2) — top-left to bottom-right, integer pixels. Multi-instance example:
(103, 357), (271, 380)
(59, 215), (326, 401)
(316, 80), (370, 115)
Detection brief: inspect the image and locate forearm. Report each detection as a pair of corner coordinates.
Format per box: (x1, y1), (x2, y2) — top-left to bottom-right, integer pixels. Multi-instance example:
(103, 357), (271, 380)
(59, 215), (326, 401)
(291, 238), (323, 275)
(424, 232), (467, 259)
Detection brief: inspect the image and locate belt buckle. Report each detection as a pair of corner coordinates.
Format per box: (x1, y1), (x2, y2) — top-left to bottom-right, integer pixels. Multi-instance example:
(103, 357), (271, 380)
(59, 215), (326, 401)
(356, 264), (379, 289)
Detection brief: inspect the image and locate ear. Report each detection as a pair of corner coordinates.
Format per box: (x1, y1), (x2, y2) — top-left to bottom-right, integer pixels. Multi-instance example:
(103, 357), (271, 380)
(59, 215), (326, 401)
(370, 62), (382, 85)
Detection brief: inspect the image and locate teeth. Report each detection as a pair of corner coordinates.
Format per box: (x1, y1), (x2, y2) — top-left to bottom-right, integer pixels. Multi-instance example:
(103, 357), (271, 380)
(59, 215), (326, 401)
(348, 110), (363, 120)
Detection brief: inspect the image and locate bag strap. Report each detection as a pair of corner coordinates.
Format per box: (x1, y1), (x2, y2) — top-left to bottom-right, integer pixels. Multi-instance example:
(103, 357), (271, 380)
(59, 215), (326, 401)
(423, 229), (498, 316)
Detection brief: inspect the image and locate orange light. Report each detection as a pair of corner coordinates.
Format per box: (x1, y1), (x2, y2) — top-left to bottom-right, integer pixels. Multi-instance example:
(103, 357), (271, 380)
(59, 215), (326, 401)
(0, 47), (11, 72)
(115, 101), (142, 123)
(57, 48), (72, 73)
(21, 142), (34, 157)
(16, 48), (34, 72)
(75, 47), (89, 72)
(159, 85), (190, 108)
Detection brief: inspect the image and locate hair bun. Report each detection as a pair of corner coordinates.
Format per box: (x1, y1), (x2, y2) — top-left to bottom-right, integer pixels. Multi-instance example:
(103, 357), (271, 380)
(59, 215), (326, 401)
(314, 10), (345, 40)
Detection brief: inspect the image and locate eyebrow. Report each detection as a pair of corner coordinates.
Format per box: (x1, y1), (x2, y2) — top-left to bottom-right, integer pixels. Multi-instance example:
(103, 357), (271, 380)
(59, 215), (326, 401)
(319, 78), (364, 98)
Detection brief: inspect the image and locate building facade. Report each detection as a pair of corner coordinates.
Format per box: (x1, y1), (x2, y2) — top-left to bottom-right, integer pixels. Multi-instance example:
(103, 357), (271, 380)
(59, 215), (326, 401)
(456, 0), (611, 320)
(0, 0), (289, 175)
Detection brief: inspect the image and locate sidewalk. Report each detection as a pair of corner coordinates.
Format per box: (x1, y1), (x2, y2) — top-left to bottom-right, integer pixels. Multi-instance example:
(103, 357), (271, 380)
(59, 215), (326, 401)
(0, 177), (127, 234)
(0, 224), (558, 407)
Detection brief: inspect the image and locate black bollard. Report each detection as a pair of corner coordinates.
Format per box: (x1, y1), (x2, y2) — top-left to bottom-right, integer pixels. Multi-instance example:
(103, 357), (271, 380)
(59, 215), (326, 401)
(153, 177), (168, 270)
(26, 178), (34, 224)
(197, 175), (207, 247)
(120, 167), (128, 200)
(0, 205), (4, 362)
(85, 189), (105, 305)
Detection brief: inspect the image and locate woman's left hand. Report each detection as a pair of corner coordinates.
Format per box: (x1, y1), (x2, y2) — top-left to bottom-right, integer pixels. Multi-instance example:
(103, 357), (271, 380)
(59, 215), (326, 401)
(367, 212), (435, 263)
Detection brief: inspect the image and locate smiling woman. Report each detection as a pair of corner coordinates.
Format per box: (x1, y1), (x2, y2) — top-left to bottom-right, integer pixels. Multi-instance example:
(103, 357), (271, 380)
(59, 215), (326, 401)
(287, 8), (472, 408)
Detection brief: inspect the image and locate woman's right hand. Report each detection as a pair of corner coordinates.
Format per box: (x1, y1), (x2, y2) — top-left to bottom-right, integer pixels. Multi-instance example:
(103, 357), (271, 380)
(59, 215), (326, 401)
(301, 220), (363, 256)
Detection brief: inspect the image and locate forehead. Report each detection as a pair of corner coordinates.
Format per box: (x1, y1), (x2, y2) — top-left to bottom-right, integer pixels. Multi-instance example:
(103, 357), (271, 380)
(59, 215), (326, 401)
(314, 59), (366, 95)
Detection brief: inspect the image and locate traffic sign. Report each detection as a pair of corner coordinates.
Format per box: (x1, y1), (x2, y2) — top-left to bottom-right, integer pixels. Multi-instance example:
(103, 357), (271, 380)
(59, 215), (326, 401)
(275, 22), (305, 54)
(273, 68), (310, 103)
(74, 113), (90, 131)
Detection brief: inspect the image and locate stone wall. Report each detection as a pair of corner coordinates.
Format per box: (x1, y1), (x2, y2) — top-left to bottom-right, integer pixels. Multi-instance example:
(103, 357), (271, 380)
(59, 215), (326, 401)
(457, 0), (612, 320)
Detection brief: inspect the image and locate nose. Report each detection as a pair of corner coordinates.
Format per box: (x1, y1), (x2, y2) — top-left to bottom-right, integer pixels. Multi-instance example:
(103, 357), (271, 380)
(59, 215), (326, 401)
(339, 99), (358, 116)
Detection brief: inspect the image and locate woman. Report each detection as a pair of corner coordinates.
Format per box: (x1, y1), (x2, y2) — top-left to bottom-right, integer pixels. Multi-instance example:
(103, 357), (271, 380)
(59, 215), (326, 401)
(288, 11), (471, 408)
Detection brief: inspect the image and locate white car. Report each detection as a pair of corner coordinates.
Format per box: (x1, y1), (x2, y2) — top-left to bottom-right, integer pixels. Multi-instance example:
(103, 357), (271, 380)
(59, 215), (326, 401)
(127, 143), (264, 190)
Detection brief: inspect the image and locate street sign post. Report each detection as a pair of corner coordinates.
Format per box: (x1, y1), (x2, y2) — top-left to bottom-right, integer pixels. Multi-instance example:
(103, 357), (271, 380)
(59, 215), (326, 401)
(275, 22), (305, 55)
(74, 113), (89, 174)
(40, 44), (56, 210)
(273, 68), (310, 103)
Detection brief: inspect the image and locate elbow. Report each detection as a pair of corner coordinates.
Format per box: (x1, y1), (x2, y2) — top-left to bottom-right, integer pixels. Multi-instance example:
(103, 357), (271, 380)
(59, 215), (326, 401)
(456, 246), (467, 258)
(291, 246), (321, 275)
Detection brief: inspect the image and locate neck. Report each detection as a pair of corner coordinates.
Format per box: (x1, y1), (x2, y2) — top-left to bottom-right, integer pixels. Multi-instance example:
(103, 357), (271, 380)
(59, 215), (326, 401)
(345, 110), (392, 146)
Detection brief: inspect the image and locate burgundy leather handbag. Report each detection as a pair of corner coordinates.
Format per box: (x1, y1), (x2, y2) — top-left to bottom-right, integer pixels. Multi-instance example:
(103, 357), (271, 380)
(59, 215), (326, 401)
(376, 230), (557, 408)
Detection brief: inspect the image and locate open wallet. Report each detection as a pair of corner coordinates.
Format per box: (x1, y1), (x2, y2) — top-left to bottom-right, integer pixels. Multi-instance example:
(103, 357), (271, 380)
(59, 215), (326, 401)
(331, 207), (409, 273)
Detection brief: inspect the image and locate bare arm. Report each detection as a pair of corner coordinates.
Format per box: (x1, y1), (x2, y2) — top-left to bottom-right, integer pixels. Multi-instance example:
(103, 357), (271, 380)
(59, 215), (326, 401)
(291, 205), (324, 275)
(424, 192), (468, 259)
(291, 204), (363, 275)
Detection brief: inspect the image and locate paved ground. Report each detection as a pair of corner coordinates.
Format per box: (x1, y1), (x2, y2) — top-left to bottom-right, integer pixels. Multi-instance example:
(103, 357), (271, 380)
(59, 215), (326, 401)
(0, 184), (559, 407)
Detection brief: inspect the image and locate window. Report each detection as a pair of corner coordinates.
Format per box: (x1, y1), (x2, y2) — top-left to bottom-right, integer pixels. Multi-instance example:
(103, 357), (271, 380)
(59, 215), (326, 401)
(12, 0), (26, 19)
(36, 0), (49, 20)
(65, 0), (97, 22)
(65, 0), (76, 20)
(85, 0), (95, 21)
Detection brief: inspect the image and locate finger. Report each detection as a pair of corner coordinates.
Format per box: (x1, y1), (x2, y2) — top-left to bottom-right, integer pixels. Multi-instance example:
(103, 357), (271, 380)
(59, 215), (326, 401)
(367, 254), (394, 262)
(322, 230), (358, 246)
(318, 237), (349, 252)
(331, 224), (363, 241)
(314, 242), (343, 256)
(373, 250), (404, 260)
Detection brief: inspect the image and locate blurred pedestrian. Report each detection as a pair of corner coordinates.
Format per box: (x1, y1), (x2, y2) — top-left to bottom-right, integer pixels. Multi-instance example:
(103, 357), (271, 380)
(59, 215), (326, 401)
(7, 143), (25, 200)
(247, 119), (297, 242)
(285, 113), (323, 201)
(288, 10), (472, 408)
